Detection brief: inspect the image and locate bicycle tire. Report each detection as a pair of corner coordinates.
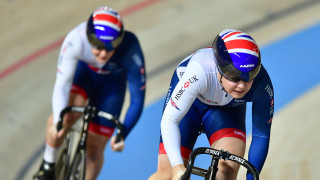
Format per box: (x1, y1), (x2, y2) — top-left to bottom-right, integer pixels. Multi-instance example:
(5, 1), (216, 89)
(55, 131), (75, 180)
(67, 149), (86, 180)
(55, 147), (68, 180)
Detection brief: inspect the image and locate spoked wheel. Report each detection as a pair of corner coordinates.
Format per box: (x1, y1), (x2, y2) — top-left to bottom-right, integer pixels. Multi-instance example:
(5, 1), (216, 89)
(55, 147), (68, 180)
(55, 131), (75, 180)
(67, 149), (86, 180)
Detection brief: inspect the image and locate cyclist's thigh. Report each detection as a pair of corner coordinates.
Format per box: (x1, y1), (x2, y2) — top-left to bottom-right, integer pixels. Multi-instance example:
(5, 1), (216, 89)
(203, 105), (247, 179)
(156, 153), (189, 177)
(202, 104), (247, 155)
(87, 132), (109, 154)
(157, 154), (172, 172)
(213, 137), (245, 180)
(68, 93), (86, 106)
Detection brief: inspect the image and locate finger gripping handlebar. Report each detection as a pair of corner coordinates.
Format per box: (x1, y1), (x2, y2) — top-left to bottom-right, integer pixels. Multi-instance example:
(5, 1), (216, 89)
(57, 106), (82, 132)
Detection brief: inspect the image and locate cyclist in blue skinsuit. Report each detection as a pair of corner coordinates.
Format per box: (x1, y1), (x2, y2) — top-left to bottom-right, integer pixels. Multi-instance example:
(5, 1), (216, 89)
(149, 29), (274, 180)
(33, 6), (146, 180)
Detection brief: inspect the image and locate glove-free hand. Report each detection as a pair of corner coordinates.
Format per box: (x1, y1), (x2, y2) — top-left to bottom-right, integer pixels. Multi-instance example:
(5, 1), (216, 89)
(172, 164), (186, 180)
(51, 123), (64, 139)
(110, 135), (125, 152)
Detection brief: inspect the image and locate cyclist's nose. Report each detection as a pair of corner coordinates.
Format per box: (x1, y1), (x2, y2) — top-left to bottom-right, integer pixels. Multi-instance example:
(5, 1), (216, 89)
(237, 82), (245, 89)
(99, 49), (108, 57)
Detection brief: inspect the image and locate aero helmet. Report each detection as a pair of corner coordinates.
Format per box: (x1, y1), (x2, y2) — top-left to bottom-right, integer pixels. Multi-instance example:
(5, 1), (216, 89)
(86, 6), (124, 51)
(212, 29), (261, 82)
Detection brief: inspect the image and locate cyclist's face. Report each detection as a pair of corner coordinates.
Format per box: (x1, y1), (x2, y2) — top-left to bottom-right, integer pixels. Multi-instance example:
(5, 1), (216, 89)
(218, 72), (253, 99)
(91, 48), (115, 64)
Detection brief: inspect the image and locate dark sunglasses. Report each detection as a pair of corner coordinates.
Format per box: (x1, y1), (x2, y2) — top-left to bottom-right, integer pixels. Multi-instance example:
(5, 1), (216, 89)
(87, 33), (114, 51)
(220, 70), (254, 83)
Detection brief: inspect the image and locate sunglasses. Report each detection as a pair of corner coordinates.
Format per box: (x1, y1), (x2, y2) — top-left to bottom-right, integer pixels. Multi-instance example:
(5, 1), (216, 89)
(218, 67), (254, 83)
(87, 33), (114, 51)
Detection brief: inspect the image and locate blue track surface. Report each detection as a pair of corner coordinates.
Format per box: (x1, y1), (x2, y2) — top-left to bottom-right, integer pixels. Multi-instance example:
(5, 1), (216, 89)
(98, 22), (320, 180)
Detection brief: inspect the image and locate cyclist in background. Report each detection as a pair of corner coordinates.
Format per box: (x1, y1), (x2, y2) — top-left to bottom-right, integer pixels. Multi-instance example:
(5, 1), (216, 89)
(33, 6), (146, 180)
(148, 29), (274, 180)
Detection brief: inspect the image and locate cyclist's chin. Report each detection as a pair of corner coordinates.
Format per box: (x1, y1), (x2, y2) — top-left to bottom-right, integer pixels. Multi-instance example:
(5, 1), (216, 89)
(96, 58), (109, 64)
(230, 91), (246, 99)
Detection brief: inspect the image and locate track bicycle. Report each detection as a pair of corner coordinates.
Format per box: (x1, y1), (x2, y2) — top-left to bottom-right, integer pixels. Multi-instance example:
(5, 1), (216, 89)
(180, 147), (259, 180)
(54, 102), (123, 180)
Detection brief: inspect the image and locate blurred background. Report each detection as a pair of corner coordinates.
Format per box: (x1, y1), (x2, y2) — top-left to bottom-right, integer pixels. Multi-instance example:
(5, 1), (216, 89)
(1, 0), (320, 179)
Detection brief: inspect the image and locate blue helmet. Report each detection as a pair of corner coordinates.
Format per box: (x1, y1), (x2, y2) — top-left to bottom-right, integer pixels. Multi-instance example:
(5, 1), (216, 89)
(212, 29), (261, 82)
(86, 7), (124, 51)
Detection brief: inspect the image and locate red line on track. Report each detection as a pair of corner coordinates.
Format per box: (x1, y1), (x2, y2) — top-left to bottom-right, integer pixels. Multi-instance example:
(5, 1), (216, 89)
(0, 0), (163, 81)
(0, 39), (64, 80)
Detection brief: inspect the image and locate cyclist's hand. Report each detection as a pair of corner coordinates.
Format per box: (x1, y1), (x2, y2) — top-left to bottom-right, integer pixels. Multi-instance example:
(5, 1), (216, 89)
(110, 136), (125, 152)
(172, 164), (186, 180)
(49, 124), (64, 139)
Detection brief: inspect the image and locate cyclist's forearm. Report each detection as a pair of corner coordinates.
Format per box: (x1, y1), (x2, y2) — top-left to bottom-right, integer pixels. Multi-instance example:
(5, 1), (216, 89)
(122, 99), (144, 138)
(247, 136), (270, 179)
(161, 118), (184, 167)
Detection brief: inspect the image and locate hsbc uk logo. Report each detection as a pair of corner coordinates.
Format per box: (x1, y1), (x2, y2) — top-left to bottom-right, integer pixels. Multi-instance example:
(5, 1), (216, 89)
(174, 87), (185, 101)
(184, 75), (198, 88)
(174, 75), (198, 101)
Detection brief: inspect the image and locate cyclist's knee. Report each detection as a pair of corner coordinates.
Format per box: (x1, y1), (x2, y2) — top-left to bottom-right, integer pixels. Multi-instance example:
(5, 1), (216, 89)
(212, 137), (244, 180)
(148, 171), (171, 180)
(69, 92), (86, 106)
(156, 167), (171, 180)
(154, 154), (172, 179)
(87, 146), (104, 163)
(87, 133), (108, 160)
(217, 161), (239, 180)
(62, 113), (80, 127)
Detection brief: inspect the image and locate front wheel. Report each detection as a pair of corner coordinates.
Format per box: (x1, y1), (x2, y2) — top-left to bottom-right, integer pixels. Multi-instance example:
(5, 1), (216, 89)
(67, 149), (86, 180)
(55, 147), (68, 180)
(55, 131), (75, 180)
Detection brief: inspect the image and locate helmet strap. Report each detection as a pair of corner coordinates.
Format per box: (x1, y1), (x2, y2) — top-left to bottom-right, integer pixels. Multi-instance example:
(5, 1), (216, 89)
(219, 74), (228, 97)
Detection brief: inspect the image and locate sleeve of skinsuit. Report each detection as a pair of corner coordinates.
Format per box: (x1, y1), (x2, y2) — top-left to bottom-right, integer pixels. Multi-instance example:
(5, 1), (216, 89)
(161, 60), (207, 167)
(247, 68), (274, 180)
(52, 29), (81, 124)
(121, 37), (146, 139)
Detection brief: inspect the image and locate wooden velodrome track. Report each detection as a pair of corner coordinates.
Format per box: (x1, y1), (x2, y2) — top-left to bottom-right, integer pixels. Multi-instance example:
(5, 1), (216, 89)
(1, 0), (320, 179)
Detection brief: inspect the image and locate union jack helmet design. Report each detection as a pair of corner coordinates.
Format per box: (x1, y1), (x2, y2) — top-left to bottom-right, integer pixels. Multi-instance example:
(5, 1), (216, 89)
(86, 6), (124, 51)
(212, 29), (261, 82)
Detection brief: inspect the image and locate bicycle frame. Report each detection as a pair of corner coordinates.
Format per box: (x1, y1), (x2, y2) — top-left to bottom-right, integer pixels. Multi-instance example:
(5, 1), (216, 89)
(180, 147), (259, 180)
(55, 103), (123, 180)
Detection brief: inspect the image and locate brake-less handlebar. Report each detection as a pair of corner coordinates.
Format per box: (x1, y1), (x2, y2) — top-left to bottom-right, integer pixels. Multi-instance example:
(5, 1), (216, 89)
(180, 147), (259, 180)
(56, 105), (123, 143)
